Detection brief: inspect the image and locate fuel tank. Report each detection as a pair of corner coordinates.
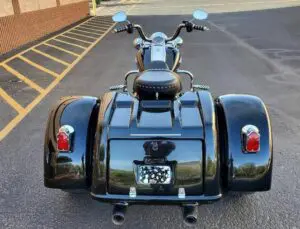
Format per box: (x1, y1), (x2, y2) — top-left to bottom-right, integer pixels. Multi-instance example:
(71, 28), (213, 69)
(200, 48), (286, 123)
(136, 47), (180, 71)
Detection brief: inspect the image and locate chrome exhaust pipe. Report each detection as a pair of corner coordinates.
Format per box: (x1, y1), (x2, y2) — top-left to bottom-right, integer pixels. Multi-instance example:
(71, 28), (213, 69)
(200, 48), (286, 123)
(182, 203), (198, 226)
(112, 202), (128, 225)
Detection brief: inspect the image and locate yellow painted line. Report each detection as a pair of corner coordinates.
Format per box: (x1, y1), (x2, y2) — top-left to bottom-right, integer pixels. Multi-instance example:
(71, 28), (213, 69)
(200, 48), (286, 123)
(81, 23), (102, 30)
(0, 88), (25, 114)
(77, 27), (104, 35)
(2, 63), (45, 93)
(86, 24), (112, 29)
(90, 17), (111, 21)
(78, 25), (104, 33)
(18, 55), (60, 78)
(84, 25), (110, 32)
(1, 18), (93, 65)
(66, 31), (97, 40)
(53, 38), (86, 49)
(91, 17), (112, 20)
(44, 43), (80, 57)
(86, 22), (113, 27)
(88, 22), (112, 26)
(73, 28), (101, 36)
(91, 18), (113, 23)
(60, 34), (93, 44)
(32, 48), (70, 66)
(89, 22), (112, 26)
(0, 22), (116, 142)
(84, 21), (112, 26)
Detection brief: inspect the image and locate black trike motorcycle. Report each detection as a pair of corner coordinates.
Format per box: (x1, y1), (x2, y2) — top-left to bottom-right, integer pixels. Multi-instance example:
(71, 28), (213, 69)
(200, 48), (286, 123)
(44, 10), (273, 226)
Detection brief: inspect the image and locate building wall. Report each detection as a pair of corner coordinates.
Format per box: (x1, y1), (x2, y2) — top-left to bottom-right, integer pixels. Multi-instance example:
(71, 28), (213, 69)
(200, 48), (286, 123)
(0, 0), (89, 55)
(0, 0), (14, 17)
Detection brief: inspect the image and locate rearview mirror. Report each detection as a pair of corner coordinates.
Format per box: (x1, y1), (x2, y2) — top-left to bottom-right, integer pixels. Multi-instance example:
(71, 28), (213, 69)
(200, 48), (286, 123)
(193, 9), (208, 20)
(112, 11), (127, 22)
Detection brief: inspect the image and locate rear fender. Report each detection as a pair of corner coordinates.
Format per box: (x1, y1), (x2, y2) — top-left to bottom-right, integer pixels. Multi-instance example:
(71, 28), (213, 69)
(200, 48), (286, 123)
(44, 96), (99, 189)
(216, 94), (273, 192)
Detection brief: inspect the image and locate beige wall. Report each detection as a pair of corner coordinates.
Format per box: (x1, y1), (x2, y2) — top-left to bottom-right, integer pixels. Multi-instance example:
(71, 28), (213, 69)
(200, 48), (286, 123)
(19, 0), (57, 13)
(39, 0), (57, 10)
(0, 0), (14, 17)
(1, 1), (89, 54)
(19, 0), (39, 13)
(0, 0), (88, 16)
(60, 0), (87, 6)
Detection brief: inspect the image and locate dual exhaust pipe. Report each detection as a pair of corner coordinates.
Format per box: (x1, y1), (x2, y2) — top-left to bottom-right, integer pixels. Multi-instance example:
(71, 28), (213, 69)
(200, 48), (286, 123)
(182, 203), (198, 226)
(112, 202), (198, 226)
(112, 202), (128, 225)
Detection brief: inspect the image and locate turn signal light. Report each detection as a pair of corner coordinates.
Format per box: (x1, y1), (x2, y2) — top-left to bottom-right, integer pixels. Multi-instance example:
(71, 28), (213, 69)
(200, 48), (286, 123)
(242, 125), (260, 153)
(57, 125), (74, 152)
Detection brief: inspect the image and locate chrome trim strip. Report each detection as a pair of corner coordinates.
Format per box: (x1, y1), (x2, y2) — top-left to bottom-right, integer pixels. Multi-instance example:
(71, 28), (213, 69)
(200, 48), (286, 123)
(91, 192), (223, 201)
(130, 133), (182, 137)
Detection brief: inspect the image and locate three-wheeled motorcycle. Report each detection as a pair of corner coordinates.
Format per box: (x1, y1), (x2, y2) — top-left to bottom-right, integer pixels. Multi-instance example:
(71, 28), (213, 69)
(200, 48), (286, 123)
(44, 10), (273, 226)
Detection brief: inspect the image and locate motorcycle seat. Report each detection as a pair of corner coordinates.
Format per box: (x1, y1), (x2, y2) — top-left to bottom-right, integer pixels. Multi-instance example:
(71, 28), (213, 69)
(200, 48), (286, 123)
(133, 69), (182, 99)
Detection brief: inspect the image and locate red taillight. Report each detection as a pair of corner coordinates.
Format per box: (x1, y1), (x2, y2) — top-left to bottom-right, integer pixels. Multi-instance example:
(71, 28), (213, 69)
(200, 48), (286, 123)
(242, 125), (260, 153)
(57, 132), (70, 151)
(57, 125), (74, 152)
(246, 132), (260, 152)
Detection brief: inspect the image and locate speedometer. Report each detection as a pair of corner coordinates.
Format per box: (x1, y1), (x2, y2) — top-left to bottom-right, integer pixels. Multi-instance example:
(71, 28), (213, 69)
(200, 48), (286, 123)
(150, 32), (167, 44)
(152, 36), (165, 44)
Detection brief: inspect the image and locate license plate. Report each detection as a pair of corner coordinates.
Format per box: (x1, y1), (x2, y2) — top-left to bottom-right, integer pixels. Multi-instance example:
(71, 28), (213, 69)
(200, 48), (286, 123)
(136, 165), (172, 184)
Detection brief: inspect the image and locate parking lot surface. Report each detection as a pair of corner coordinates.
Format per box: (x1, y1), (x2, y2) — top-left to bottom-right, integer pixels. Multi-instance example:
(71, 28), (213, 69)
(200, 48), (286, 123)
(1, 0), (300, 228)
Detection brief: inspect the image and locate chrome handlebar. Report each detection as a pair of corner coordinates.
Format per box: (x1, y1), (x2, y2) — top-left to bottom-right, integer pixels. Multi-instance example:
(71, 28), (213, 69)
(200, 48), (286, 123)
(114, 21), (208, 43)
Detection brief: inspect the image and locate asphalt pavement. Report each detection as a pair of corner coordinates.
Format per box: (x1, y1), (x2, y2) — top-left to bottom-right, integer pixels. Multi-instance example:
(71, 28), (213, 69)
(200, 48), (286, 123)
(1, 3), (300, 229)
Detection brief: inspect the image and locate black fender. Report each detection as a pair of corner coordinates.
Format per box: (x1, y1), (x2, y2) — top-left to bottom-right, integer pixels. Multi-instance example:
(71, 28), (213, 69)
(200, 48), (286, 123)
(197, 90), (221, 196)
(91, 92), (116, 194)
(44, 96), (99, 189)
(216, 94), (273, 192)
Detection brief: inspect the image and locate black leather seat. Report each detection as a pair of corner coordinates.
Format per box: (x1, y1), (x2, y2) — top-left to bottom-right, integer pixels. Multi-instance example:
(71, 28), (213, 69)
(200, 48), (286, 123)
(133, 69), (182, 100)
